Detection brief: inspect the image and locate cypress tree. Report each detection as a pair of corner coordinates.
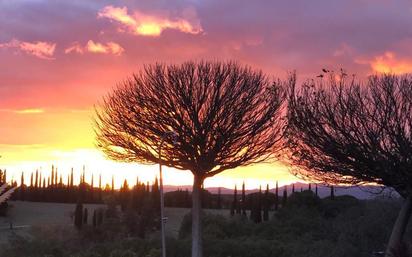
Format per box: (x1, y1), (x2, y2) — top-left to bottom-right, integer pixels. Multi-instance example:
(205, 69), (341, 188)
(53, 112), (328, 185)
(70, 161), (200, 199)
(330, 185), (335, 200)
(42, 178), (46, 201)
(292, 183), (295, 193)
(315, 184), (318, 196)
(274, 181), (279, 211)
(241, 181), (246, 216)
(308, 183), (312, 191)
(230, 202), (235, 216)
(151, 177), (160, 212)
(121, 179), (130, 211)
(98, 174), (102, 203)
(235, 185), (241, 214)
(217, 187), (221, 209)
(55, 168), (58, 186)
(82, 165), (85, 184)
(74, 202), (83, 229)
(230, 185), (237, 216)
(51, 166), (54, 187)
(90, 174), (94, 202)
(35, 170), (39, 189)
(257, 185), (262, 223)
(20, 172), (25, 201)
(99, 174), (102, 190)
(282, 185), (287, 207)
(263, 184), (269, 221)
(111, 176), (115, 194)
(70, 168), (74, 188)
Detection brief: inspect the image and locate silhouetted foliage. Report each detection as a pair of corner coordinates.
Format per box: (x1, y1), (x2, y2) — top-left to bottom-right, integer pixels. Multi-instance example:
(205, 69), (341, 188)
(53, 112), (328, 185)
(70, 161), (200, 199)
(241, 182), (246, 216)
(94, 61), (287, 257)
(263, 184), (269, 221)
(286, 73), (412, 256)
(74, 202), (83, 229)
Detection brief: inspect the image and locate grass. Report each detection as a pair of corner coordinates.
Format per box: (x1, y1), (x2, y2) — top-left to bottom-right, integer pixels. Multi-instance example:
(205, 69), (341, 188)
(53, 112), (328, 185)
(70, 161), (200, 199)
(0, 201), (232, 242)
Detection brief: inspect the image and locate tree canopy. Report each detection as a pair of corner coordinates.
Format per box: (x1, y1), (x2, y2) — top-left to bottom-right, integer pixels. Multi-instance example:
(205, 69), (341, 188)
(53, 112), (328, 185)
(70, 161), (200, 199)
(286, 73), (412, 197)
(95, 61), (285, 178)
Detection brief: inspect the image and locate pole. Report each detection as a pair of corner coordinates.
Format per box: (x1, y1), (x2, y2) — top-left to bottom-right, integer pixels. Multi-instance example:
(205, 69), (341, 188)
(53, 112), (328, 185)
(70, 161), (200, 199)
(159, 139), (166, 257)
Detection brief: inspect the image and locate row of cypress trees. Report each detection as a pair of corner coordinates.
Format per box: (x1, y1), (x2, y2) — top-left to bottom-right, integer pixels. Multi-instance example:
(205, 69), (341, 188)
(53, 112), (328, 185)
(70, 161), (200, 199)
(230, 182), (334, 223)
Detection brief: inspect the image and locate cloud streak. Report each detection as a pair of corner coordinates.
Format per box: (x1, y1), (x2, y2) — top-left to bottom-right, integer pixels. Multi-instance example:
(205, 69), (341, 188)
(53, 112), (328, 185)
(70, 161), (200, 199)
(0, 108), (45, 114)
(65, 40), (124, 56)
(0, 39), (56, 60)
(98, 5), (203, 37)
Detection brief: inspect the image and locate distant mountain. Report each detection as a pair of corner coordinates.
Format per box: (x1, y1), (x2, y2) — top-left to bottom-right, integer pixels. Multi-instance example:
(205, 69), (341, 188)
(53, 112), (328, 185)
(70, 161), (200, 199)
(163, 183), (399, 200)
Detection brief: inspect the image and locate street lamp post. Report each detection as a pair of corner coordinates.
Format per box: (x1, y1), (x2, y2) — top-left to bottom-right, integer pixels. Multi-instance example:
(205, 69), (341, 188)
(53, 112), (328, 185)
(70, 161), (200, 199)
(158, 132), (177, 257)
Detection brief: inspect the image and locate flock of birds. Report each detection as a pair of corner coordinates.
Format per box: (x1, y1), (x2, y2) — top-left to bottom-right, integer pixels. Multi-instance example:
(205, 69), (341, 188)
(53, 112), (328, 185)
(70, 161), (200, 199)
(316, 68), (349, 78)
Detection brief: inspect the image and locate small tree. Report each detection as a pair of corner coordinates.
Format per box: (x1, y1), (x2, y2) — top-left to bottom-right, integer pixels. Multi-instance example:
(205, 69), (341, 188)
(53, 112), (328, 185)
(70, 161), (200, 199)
(241, 181), (246, 216)
(286, 73), (412, 256)
(274, 181), (279, 211)
(217, 187), (221, 209)
(20, 172), (25, 201)
(263, 184), (269, 221)
(95, 61), (286, 257)
(330, 186), (335, 200)
(282, 185), (287, 207)
(74, 202), (83, 229)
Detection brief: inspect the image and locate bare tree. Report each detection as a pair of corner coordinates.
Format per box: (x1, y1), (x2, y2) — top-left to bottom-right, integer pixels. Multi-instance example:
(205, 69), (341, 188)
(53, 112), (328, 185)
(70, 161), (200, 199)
(95, 61), (286, 257)
(286, 73), (412, 257)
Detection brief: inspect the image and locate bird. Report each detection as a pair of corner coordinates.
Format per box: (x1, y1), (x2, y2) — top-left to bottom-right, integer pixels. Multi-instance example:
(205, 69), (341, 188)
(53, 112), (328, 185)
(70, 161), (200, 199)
(322, 68), (329, 73)
(317, 74), (324, 78)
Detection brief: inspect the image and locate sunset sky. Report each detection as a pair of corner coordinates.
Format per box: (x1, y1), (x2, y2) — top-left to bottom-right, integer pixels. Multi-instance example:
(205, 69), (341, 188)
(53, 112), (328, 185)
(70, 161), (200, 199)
(1, 0), (411, 189)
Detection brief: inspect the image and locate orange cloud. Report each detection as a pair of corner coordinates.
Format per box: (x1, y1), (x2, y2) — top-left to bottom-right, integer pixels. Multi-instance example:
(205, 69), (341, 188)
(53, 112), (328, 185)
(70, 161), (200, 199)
(98, 5), (203, 37)
(0, 39), (56, 60)
(65, 40), (124, 56)
(358, 52), (412, 74)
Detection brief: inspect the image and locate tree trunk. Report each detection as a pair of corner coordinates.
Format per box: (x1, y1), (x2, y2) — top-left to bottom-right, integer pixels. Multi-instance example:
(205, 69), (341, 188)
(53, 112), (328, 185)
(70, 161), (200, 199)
(385, 194), (412, 257)
(192, 175), (203, 257)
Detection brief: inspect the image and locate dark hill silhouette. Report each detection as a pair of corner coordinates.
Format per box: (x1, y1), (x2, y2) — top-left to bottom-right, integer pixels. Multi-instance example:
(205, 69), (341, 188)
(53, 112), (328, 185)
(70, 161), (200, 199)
(163, 183), (398, 200)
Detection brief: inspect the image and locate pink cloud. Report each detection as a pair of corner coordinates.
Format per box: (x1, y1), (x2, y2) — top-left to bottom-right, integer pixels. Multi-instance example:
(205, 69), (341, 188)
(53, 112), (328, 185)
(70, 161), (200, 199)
(98, 5), (203, 37)
(65, 40), (124, 56)
(0, 39), (56, 60)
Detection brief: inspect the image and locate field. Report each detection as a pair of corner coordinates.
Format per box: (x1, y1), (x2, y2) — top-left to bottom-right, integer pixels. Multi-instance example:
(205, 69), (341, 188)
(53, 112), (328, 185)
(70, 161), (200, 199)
(1, 195), (411, 257)
(0, 201), (230, 243)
